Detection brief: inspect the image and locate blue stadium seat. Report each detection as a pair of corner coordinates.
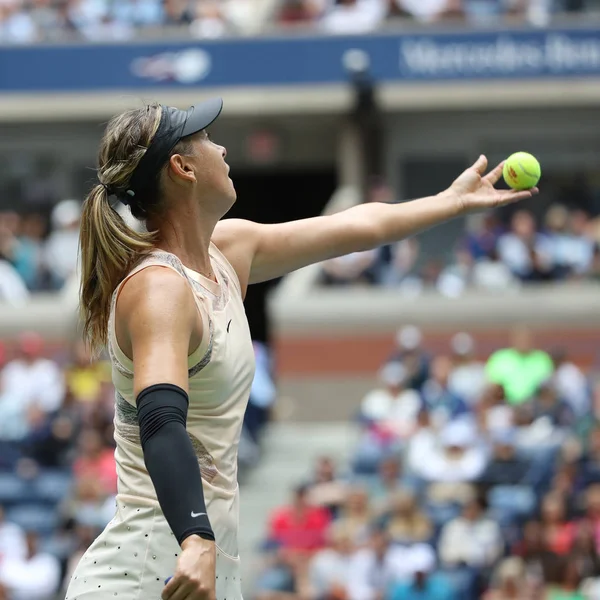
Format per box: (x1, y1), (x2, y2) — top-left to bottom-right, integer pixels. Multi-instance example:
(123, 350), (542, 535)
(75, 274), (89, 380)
(7, 503), (59, 536)
(0, 473), (33, 507)
(32, 470), (72, 505)
(488, 485), (536, 519)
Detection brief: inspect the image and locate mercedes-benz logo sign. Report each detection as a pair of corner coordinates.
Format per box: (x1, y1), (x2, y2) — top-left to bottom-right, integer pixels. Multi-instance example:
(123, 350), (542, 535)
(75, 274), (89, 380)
(131, 48), (212, 84)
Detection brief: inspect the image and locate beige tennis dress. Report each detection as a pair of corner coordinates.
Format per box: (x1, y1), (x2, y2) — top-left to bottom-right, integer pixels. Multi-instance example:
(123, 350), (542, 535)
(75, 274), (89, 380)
(65, 244), (255, 600)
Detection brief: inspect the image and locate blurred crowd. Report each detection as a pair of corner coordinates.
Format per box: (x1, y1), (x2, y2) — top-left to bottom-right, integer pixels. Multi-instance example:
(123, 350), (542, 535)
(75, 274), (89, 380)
(0, 0), (596, 43)
(277, 0), (593, 32)
(0, 0), (261, 43)
(321, 183), (600, 293)
(256, 325), (600, 600)
(0, 331), (274, 599)
(0, 202), (80, 302)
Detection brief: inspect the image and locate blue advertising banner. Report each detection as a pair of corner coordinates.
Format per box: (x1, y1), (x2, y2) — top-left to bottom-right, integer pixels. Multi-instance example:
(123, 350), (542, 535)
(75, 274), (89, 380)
(1, 27), (600, 92)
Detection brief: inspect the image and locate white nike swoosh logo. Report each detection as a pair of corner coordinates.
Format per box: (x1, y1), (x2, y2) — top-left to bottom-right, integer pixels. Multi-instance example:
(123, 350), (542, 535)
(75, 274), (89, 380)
(191, 511), (207, 518)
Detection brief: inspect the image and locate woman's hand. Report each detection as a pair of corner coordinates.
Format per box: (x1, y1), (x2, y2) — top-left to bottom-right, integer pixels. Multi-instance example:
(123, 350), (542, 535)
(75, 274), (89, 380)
(162, 536), (216, 600)
(448, 155), (538, 214)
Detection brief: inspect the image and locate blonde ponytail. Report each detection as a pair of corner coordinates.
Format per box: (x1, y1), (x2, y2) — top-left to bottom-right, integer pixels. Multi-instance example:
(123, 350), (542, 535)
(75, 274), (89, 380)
(79, 185), (154, 352)
(79, 104), (163, 353)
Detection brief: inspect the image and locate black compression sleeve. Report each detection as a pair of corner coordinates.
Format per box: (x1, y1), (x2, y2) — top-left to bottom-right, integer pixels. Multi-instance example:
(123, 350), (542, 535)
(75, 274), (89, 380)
(136, 383), (215, 546)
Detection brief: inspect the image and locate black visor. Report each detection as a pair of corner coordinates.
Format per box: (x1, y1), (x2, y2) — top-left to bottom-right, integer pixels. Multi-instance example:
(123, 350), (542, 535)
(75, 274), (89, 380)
(122, 97), (223, 204)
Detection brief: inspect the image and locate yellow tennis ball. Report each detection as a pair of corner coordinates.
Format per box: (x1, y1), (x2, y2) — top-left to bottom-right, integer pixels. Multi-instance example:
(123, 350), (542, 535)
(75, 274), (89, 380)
(503, 152), (541, 190)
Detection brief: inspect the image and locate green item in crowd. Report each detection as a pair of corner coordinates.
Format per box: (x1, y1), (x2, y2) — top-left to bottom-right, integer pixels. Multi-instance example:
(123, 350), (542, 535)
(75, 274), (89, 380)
(485, 347), (554, 405)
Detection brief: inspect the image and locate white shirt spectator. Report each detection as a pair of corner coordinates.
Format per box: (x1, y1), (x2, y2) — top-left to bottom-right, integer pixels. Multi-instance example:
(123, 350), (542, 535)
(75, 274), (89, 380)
(2, 356), (65, 414)
(1, 3), (38, 43)
(439, 513), (503, 568)
(347, 545), (408, 600)
(309, 548), (353, 598)
(414, 420), (487, 483)
(0, 550), (61, 600)
(394, 0), (451, 22)
(552, 361), (589, 417)
(44, 200), (81, 286)
(497, 232), (553, 278)
(0, 259), (30, 305)
(348, 543), (436, 600)
(322, 0), (386, 35)
(0, 515), (27, 562)
(472, 258), (519, 291)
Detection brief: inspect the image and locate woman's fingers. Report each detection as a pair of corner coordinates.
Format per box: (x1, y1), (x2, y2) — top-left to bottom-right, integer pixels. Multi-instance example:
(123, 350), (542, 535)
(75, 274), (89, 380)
(472, 154), (489, 175)
(483, 162), (505, 185)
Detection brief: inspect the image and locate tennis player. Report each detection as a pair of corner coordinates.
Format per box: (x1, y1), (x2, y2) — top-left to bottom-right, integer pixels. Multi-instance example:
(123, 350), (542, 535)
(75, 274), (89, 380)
(66, 98), (537, 600)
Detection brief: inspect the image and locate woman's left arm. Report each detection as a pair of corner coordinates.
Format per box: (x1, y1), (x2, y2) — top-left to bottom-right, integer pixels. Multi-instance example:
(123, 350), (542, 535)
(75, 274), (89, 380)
(213, 156), (537, 289)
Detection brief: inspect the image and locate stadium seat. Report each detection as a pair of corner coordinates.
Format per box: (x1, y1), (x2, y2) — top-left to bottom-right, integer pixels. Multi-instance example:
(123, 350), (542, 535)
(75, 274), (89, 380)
(32, 469), (73, 505)
(488, 485), (536, 519)
(7, 503), (59, 536)
(0, 473), (32, 507)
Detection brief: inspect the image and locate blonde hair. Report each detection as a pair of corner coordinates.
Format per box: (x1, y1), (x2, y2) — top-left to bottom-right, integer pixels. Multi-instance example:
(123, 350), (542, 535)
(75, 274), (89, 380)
(79, 105), (163, 353)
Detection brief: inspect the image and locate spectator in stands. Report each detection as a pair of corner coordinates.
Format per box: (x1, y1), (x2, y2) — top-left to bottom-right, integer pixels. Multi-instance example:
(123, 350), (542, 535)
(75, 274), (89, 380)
(190, 0), (227, 38)
(563, 209), (595, 278)
(578, 427), (600, 488)
(278, 0), (324, 24)
(346, 525), (407, 600)
(0, 530), (61, 599)
(16, 213), (47, 290)
(389, 544), (455, 600)
(307, 456), (347, 515)
(543, 555), (585, 599)
(1, 331), (65, 416)
(448, 333), (487, 407)
(512, 520), (559, 588)
(321, 247), (380, 286)
(72, 428), (117, 495)
(530, 382), (576, 429)
(360, 362), (421, 437)
(436, 246), (475, 298)
(244, 341), (276, 444)
(387, 325), (430, 390)
(321, 0), (386, 35)
(65, 339), (110, 405)
(60, 476), (114, 530)
(540, 492), (575, 556)
(472, 247), (520, 292)
(569, 520), (600, 583)
(306, 522), (354, 600)
(438, 495), (504, 570)
(369, 456), (410, 513)
(335, 486), (372, 547)
(268, 483), (331, 554)
(463, 213), (504, 262)
(497, 210), (554, 281)
(385, 488), (433, 544)
(550, 347), (590, 418)
(354, 362), (421, 473)
(0, 0), (37, 43)
(415, 419), (487, 505)
(483, 557), (529, 600)
(0, 505), (27, 562)
(23, 387), (81, 468)
(44, 199), (81, 289)
(110, 0), (164, 29)
(405, 408), (437, 478)
(379, 238), (422, 291)
(478, 428), (531, 490)
(0, 213), (31, 303)
(388, 0), (462, 22)
(485, 326), (554, 405)
(162, 0), (194, 24)
(421, 355), (469, 428)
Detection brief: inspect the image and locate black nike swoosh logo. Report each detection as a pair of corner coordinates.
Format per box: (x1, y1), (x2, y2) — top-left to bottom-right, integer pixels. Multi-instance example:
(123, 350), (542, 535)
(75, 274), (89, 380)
(227, 319), (232, 333)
